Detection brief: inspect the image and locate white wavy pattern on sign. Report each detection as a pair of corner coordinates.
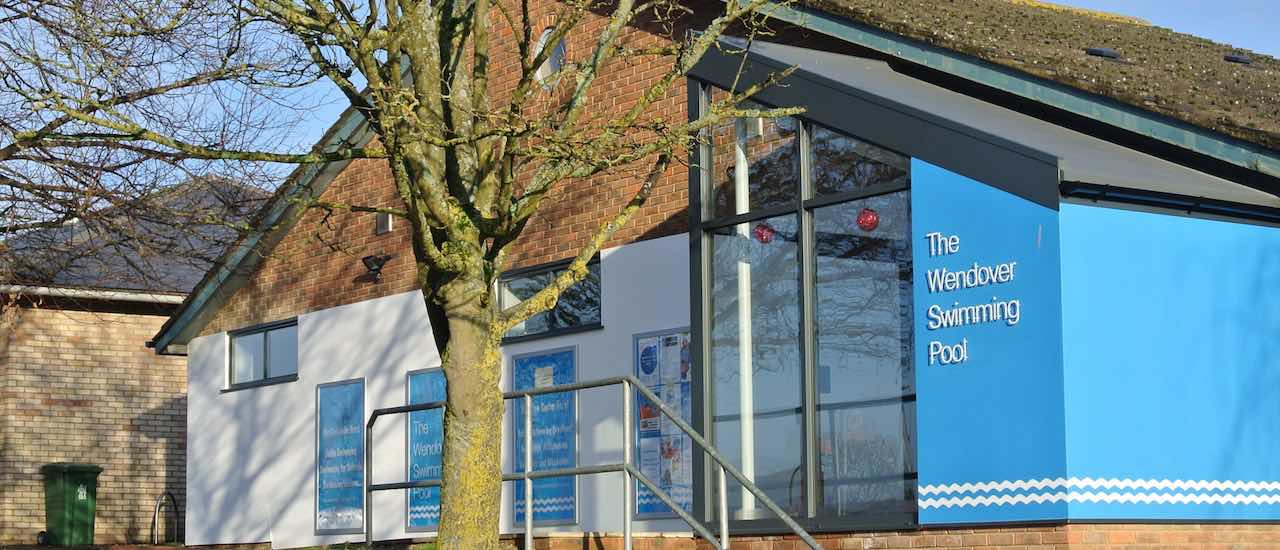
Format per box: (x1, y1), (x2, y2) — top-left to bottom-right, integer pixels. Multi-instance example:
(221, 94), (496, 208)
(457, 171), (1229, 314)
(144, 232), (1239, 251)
(918, 478), (1280, 509)
(920, 478), (1280, 495)
(526, 496), (574, 514)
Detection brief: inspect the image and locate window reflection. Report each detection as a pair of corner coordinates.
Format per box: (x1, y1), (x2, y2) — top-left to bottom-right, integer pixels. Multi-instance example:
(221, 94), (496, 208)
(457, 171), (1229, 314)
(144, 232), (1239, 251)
(709, 214), (804, 519)
(811, 126), (908, 196)
(813, 192), (916, 518)
(708, 94), (800, 219)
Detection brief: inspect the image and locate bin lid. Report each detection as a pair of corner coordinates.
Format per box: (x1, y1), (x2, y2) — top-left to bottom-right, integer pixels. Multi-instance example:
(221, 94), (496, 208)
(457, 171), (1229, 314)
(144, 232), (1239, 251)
(41, 463), (103, 474)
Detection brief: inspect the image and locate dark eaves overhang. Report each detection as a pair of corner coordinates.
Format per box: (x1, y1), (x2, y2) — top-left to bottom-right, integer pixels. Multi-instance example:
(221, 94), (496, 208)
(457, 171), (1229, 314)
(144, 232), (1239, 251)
(147, 108), (374, 356)
(756, 2), (1280, 197)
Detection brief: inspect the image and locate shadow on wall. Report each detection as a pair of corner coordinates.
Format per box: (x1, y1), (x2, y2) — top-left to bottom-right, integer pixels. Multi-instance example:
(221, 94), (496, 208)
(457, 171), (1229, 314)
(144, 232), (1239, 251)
(191, 292), (431, 546)
(1218, 242), (1280, 482)
(131, 396), (188, 543)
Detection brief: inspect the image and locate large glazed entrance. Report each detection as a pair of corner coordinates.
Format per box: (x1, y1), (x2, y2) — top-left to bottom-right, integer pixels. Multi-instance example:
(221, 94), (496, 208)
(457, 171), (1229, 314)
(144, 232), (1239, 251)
(694, 86), (917, 530)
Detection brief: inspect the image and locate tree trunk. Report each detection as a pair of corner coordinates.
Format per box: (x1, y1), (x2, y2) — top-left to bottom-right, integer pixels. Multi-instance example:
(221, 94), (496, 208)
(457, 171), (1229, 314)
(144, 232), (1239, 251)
(436, 289), (505, 549)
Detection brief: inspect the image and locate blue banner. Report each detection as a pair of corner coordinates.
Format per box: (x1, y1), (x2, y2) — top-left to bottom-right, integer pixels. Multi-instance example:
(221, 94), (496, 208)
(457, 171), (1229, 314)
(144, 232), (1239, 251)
(512, 348), (576, 524)
(316, 379), (365, 533)
(910, 159), (1066, 524)
(633, 330), (693, 517)
(407, 369), (446, 531)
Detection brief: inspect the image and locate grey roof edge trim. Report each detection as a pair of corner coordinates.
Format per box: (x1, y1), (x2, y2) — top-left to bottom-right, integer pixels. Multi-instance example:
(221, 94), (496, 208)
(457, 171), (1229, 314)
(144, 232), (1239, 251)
(758, 1), (1280, 179)
(691, 38), (1063, 208)
(150, 109), (373, 353)
(0, 284), (186, 304)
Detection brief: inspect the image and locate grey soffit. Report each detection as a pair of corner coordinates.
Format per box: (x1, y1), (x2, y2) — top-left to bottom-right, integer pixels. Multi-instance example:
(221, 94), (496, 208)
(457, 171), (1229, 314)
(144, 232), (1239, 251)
(737, 39), (1280, 209)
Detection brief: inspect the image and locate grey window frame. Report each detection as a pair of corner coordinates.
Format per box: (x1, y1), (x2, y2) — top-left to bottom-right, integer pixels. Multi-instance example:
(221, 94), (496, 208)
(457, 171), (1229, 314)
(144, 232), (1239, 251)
(691, 83), (916, 533)
(686, 41), (1060, 535)
(224, 318), (299, 392)
(498, 257), (603, 344)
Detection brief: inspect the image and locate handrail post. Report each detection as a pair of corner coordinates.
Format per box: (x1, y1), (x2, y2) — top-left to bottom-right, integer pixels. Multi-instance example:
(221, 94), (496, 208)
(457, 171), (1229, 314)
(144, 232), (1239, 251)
(622, 380), (633, 550)
(523, 394), (533, 550)
(365, 415), (373, 547)
(718, 466), (729, 549)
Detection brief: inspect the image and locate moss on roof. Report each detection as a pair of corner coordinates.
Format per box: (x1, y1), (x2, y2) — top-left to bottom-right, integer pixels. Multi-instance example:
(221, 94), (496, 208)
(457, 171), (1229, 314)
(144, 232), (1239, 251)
(805, 0), (1280, 151)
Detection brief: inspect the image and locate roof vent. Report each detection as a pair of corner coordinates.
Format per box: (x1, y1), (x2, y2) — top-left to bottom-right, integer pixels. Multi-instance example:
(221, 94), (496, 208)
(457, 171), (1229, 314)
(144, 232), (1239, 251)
(1224, 53), (1253, 65)
(1085, 47), (1121, 60)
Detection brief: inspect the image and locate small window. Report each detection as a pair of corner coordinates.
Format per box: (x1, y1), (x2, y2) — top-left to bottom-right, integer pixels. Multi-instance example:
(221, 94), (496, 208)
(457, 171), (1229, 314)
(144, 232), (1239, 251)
(534, 28), (566, 88)
(498, 259), (601, 341)
(229, 321), (298, 388)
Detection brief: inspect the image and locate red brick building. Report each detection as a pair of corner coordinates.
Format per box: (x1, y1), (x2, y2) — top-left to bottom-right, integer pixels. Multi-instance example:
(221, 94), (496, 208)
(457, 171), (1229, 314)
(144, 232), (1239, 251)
(151, 1), (1280, 549)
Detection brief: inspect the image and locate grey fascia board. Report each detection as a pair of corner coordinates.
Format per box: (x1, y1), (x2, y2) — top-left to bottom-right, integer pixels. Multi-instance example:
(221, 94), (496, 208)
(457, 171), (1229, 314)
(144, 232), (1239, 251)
(690, 40), (1062, 208)
(753, 1), (1280, 180)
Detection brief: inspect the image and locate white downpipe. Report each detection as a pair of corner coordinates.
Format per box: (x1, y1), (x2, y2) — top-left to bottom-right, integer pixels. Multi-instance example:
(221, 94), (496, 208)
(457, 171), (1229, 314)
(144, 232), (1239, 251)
(0, 284), (185, 304)
(733, 119), (756, 515)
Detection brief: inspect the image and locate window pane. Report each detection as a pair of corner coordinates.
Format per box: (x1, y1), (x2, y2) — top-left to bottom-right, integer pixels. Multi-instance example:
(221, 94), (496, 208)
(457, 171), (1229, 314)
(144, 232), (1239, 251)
(502, 262), (601, 339)
(267, 324), (299, 378)
(231, 331), (264, 384)
(708, 213), (804, 519)
(813, 191), (916, 518)
(708, 92), (800, 219)
(811, 125), (908, 196)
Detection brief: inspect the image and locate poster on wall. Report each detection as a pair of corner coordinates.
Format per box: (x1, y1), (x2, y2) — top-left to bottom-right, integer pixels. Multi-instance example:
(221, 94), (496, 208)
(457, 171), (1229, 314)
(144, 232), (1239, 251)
(633, 329), (693, 518)
(406, 369), (446, 532)
(315, 379), (365, 534)
(511, 347), (576, 525)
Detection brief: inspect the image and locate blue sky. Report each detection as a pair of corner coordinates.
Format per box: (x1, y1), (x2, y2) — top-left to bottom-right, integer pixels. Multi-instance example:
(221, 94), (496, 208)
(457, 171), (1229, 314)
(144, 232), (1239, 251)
(1056, 0), (1278, 57)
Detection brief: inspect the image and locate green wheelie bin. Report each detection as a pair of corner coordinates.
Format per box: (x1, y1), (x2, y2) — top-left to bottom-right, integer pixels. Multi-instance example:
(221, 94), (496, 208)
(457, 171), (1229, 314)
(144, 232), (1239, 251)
(40, 463), (103, 545)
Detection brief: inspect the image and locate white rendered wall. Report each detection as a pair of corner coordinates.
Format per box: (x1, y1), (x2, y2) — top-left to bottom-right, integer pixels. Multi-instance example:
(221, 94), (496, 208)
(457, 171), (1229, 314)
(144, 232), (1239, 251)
(186, 291), (441, 548)
(185, 234), (693, 548)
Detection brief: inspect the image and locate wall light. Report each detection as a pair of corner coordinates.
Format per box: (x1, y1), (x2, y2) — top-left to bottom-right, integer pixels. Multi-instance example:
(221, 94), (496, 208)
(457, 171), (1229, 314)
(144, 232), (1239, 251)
(361, 254), (393, 283)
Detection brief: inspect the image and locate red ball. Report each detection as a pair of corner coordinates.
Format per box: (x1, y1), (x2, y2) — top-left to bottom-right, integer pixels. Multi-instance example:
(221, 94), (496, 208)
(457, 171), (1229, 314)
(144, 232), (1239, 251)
(751, 222), (775, 244)
(857, 208), (880, 232)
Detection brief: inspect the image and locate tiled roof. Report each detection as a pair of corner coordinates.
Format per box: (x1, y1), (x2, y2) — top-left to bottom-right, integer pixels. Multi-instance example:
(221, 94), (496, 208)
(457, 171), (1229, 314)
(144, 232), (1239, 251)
(808, 0), (1280, 150)
(2, 178), (264, 294)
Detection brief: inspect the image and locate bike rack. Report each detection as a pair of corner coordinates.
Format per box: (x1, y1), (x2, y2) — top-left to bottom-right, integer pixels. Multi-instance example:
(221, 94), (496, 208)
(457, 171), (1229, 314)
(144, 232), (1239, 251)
(149, 491), (179, 545)
(364, 374), (822, 550)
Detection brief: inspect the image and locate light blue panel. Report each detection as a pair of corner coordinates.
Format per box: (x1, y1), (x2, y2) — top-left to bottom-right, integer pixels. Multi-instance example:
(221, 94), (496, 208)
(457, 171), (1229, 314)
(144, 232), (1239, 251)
(911, 159), (1067, 523)
(407, 370), (446, 531)
(512, 348), (577, 524)
(316, 379), (365, 534)
(1061, 204), (1280, 520)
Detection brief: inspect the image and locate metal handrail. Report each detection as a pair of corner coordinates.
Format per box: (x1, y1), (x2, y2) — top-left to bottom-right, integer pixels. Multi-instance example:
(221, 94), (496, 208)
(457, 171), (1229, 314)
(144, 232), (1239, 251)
(149, 491), (179, 545)
(363, 374), (822, 549)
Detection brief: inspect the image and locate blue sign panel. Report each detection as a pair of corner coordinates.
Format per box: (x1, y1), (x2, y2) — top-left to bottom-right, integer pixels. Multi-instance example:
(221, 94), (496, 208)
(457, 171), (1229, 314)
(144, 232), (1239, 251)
(633, 329), (693, 517)
(1060, 204), (1280, 520)
(512, 348), (576, 524)
(910, 159), (1067, 524)
(316, 379), (365, 533)
(407, 369), (446, 531)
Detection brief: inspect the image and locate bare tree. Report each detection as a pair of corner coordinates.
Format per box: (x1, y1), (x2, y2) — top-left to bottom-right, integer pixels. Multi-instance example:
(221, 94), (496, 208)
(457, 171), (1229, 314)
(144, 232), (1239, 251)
(0, 0), (798, 545)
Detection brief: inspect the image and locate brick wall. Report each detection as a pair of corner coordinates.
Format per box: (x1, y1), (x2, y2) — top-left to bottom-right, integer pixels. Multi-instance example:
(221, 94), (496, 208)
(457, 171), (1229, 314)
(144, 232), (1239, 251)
(0, 304), (186, 544)
(199, 2), (722, 337)
(486, 524), (1280, 549)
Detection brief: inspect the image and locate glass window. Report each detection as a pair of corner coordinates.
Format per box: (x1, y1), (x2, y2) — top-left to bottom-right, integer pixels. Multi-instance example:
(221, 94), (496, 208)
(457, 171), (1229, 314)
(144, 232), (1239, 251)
(813, 193), (915, 518)
(698, 85), (917, 529)
(229, 321), (298, 386)
(499, 260), (601, 340)
(810, 126), (909, 196)
(708, 214), (804, 519)
(534, 28), (567, 88)
(707, 93), (800, 220)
